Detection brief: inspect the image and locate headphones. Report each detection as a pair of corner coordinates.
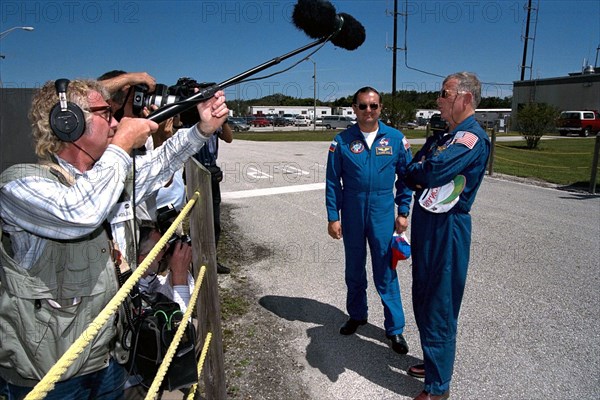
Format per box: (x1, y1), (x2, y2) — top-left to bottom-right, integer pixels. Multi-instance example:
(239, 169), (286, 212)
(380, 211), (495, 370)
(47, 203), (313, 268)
(49, 79), (86, 142)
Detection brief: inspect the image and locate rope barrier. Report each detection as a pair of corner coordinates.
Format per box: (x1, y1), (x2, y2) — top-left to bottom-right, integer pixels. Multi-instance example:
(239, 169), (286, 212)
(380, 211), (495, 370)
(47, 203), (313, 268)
(24, 191), (201, 400)
(186, 332), (213, 400)
(144, 265), (207, 400)
(495, 143), (592, 155)
(494, 155), (594, 169)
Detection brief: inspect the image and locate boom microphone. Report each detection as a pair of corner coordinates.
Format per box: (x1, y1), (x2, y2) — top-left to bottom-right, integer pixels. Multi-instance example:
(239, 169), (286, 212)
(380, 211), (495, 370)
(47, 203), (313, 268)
(147, 0), (366, 124)
(330, 13), (366, 51)
(292, 0), (338, 39)
(292, 0), (366, 50)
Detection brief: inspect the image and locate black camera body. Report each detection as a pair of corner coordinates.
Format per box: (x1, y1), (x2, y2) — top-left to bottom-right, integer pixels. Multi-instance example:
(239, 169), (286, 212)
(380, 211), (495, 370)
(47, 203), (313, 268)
(156, 204), (192, 260)
(132, 77), (215, 126)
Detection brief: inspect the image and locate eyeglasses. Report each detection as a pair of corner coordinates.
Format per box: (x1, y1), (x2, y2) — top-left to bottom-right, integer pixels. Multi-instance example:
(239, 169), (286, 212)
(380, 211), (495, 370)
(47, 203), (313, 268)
(88, 105), (113, 123)
(439, 89), (467, 99)
(356, 103), (379, 111)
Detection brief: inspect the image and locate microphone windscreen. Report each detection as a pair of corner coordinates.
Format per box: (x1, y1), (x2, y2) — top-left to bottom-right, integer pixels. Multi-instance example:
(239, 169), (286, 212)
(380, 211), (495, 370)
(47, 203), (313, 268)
(330, 13), (366, 51)
(292, 0), (338, 39)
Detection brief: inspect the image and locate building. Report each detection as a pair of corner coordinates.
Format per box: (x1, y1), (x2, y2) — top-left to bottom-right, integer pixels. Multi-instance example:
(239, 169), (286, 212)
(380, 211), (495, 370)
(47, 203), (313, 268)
(474, 109), (512, 130)
(512, 67), (600, 118)
(249, 105), (331, 120)
(333, 106), (356, 119)
(415, 109), (440, 124)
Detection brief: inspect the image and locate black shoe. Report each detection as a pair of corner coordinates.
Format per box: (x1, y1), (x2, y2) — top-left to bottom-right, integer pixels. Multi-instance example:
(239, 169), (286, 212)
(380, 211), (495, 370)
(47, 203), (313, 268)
(339, 318), (367, 335)
(387, 333), (409, 354)
(217, 263), (230, 274)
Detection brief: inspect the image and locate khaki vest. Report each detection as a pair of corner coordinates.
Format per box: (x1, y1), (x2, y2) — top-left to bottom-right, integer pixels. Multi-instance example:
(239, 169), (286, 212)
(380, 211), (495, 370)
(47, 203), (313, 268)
(0, 163), (122, 386)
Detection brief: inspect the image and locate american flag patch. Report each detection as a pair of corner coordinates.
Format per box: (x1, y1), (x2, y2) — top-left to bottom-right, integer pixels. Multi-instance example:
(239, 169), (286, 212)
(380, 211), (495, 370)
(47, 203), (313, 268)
(402, 137), (410, 150)
(454, 131), (478, 149)
(329, 141), (338, 152)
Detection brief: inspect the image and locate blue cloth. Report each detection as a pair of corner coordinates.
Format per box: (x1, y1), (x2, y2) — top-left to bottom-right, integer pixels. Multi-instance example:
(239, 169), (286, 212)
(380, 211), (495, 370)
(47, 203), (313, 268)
(0, 360), (126, 400)
(406, 115), (490, 394)
(326, 121), (412, 335)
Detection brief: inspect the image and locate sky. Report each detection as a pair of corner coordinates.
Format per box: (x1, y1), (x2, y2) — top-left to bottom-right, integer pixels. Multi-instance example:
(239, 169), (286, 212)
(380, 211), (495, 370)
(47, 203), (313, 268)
(0, 0), (599, 102)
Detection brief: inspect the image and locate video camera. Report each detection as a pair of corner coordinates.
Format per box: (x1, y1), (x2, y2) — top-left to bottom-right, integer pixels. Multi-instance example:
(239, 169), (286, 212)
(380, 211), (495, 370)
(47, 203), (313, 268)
(133, 77), (216, 127)
(156, 204), (191, 258)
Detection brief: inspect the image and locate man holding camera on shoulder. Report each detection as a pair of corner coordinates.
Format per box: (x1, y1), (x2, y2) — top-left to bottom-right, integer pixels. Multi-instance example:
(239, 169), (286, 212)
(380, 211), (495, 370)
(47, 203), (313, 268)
(0, 76), (228, 399)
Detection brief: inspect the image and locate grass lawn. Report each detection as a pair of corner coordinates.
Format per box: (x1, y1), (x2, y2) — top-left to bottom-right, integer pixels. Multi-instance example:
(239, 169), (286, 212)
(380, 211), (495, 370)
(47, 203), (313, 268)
(491, 137), (600, 187)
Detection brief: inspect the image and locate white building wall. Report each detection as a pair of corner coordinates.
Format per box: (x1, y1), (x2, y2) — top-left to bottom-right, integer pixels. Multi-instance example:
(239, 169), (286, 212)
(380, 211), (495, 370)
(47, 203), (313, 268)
(415, 109), (440, 120)
(250, 105), (332, 118)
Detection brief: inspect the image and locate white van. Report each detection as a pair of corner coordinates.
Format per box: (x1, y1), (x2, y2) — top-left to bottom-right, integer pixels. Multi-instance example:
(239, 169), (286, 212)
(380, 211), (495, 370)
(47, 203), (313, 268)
(322, 115), (356, 129)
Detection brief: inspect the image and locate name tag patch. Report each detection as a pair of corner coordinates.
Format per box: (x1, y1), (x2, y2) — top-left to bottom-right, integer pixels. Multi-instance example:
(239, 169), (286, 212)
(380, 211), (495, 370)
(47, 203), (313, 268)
(108, 200), (134, 224)
(376, 146), (393, 155)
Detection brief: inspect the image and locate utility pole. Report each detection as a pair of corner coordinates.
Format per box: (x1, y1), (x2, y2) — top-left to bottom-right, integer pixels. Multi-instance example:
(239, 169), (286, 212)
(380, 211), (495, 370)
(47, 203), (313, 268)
(520, 0), (533, 81)
(391, 0), (398, 127)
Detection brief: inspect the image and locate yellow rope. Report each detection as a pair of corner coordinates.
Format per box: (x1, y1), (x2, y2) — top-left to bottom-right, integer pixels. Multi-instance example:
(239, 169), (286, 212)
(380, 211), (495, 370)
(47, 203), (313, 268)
(495, 143), (592, 155)
(24, 191), (200, 400)
(494, 155), (595, 169)
(144, 265), (207, 400)
(186, 332), (213, 400)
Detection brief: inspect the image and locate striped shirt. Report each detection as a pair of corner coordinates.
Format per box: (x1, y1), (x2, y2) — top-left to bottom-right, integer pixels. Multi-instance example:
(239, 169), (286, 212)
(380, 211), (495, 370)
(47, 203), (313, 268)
(0, 125), (208, 270)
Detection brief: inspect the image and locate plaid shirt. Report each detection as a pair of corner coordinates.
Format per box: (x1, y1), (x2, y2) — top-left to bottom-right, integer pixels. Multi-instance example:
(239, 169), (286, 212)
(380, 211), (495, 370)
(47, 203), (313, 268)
(0, 125), (208, 270)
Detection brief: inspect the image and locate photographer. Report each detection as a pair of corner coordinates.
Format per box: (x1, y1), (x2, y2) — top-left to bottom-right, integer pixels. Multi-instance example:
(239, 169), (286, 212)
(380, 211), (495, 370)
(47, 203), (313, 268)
(137, 222), (194, 312)
(98, 70), (174, 225)
(0, 78), (228, 399)
(123, 223), (194, 400)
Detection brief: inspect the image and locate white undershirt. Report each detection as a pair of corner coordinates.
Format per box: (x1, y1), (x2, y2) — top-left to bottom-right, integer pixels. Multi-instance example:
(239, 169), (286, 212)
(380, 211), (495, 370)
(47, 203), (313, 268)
(362, 128), (379, 149)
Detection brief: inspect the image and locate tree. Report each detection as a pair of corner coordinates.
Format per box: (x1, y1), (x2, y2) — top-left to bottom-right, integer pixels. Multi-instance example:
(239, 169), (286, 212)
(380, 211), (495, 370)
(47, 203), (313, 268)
(516, 103), (559, 149)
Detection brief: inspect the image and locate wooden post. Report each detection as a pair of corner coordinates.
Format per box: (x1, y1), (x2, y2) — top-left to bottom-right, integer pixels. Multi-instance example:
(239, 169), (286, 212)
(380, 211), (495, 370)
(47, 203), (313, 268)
(589, 133), (600, 194)
(185, 158), (226, 399)
(488, 127), (496, 176)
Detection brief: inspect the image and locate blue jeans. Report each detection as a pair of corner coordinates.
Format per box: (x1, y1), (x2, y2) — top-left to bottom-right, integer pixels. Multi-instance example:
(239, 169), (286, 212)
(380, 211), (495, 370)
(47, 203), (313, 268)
(0, 361), (126, 400)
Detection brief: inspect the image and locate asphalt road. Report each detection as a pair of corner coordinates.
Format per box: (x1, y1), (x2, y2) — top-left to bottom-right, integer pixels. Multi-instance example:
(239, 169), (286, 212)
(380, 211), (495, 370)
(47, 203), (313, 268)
(216, 139), (600, 399)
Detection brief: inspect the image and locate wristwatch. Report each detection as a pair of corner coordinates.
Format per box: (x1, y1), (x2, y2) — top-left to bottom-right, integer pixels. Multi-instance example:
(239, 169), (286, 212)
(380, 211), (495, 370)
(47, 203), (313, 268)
(399, 212), (409, 218)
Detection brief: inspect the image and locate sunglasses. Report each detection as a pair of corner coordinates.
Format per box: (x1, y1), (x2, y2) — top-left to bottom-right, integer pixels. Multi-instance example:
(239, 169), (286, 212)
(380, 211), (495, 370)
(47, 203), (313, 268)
(439, 89), (467, 99)
(88, 105), (113, 123)
(356, 103), (379, 111)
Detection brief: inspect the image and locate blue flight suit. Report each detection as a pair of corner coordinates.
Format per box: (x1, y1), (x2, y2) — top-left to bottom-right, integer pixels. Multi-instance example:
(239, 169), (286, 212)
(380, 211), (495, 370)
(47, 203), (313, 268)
(326, 121), (412, 336)
(405, 115), (490, 395)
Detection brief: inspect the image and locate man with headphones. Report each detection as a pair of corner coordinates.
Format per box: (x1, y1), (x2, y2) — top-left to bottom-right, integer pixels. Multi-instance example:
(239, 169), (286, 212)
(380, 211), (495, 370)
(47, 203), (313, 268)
(0, 78), (228, 399)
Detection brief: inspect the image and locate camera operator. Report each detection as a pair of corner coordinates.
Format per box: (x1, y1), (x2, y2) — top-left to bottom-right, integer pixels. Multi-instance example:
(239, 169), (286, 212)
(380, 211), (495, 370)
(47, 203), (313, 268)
(98, 70), (174, 225)
(137, 219), (194, 312)
(122, 222), (194, 400)
(0, 77), (228, 399)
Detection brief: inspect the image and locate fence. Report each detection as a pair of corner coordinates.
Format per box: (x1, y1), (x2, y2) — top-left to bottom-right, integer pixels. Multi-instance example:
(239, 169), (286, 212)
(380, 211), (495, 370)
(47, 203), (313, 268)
(486, 129), (600, 194)
(23, 158), (226, 400)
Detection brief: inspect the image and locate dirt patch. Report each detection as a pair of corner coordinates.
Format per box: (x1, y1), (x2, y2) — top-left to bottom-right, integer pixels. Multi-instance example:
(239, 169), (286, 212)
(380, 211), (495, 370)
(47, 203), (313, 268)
(214, 203), (310, 399)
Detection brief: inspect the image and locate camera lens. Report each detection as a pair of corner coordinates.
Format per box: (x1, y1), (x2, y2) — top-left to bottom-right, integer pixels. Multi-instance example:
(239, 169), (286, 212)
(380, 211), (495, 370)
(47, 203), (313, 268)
(144, 84), (180, 110)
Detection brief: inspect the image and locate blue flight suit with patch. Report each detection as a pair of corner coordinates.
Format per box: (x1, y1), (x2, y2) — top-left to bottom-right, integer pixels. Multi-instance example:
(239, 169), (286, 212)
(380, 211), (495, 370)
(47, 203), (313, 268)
(405, 115), (490, 395)
(326, 121), (412, 336)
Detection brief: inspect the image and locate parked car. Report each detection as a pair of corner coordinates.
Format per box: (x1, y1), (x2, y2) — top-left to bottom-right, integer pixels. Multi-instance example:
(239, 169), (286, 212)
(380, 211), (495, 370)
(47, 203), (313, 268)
(322, 115), (356, 129)
(250, 117), (271, 127)
(273, 116), (288, 127)
(557, 110), (600, 137)
(227, 117), (250, 132)
(429, 114), (449, 133)
(282, 114), (296, 125)
(294, 115), (310, 126)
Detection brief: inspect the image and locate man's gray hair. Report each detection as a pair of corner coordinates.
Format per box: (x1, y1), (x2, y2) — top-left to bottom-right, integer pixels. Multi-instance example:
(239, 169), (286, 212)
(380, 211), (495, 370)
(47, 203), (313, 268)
(444, 72), (481, 109)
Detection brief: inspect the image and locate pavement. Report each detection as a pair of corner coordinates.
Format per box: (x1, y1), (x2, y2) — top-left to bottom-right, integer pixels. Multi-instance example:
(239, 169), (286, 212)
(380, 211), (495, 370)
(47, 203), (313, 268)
(213, 139), (600, 399)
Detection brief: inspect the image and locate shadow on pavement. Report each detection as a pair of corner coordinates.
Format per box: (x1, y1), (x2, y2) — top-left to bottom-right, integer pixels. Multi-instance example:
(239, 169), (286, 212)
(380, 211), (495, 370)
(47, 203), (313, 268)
(259, 295), (423, 398)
